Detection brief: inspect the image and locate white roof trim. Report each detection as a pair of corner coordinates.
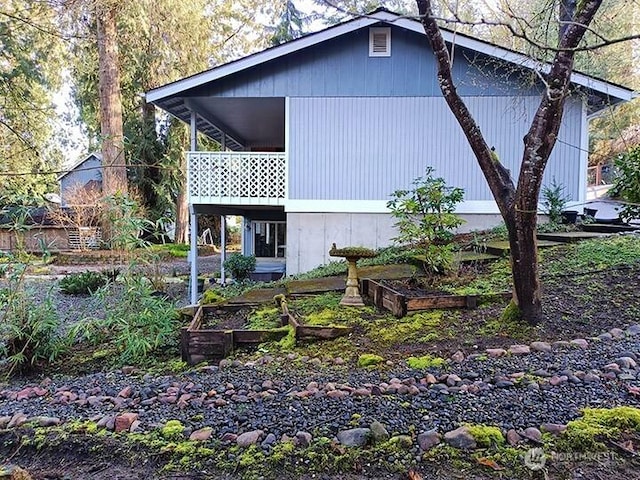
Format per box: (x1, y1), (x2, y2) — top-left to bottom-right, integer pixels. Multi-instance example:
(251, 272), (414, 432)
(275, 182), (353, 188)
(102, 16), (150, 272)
(146, 10), (634, 104)
(385, 12), (634, 102)
(147, 15), (379, 103)
(58, 152), (102, 181)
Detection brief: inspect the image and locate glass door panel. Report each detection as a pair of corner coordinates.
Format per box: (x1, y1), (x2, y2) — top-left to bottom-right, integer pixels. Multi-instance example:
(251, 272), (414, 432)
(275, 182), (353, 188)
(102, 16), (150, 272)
(253, 221), (285, 258)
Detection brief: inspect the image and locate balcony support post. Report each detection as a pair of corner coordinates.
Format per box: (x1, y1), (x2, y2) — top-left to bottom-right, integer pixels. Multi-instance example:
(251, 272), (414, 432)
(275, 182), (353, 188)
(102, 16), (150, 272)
(189, 205), (198, 305)
(189, 111), (199, 305)
(220, 215), (227, 283)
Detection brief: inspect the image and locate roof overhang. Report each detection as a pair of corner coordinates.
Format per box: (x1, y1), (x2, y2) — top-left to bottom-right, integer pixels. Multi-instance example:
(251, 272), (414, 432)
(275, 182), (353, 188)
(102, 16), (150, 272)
(147, 10), (635, 143)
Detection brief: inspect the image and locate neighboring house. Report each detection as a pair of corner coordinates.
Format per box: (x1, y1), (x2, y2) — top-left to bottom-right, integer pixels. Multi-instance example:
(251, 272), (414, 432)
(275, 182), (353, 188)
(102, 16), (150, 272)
(146, 9), (633, 298)
(58, 153), (103, 207)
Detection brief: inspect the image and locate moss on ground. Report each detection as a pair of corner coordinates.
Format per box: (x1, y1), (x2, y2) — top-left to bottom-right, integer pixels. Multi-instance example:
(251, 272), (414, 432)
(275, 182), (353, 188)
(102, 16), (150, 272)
(558, 407), (640, 451)
(161, 420), (185, 440)
(246, 306), (282, 330)
(357, 353), (384, 368)
(465, 424), (505, 448)
(406, 354), (446, 369)
(367, 311), (447, 346)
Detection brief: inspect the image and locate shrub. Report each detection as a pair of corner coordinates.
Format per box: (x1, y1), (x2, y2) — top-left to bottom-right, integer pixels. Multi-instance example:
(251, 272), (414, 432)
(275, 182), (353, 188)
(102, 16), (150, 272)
(224, 253), (256, 280)
(70, 275), (179, 365)
(610, 146), (640, 221)
(200, 289), (226, 305)
(102, 192), (151, 251)
(0, 265), (66, 376)
(59, 271), (107, 295)
(387, 167), (464, 273)
(541, 177), (570, 225)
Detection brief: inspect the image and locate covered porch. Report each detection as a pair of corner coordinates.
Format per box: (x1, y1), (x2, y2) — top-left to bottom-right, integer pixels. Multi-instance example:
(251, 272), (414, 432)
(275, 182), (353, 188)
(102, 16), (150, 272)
(155, 96), (288, 304)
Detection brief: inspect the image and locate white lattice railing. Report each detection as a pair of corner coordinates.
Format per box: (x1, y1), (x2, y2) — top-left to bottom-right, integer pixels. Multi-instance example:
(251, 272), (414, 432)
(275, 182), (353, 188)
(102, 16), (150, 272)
(187, 151), (287, 206)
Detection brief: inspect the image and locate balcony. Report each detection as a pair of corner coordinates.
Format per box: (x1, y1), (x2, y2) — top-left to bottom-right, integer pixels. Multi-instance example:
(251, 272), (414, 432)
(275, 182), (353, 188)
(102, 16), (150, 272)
(187, 151), (286, 206)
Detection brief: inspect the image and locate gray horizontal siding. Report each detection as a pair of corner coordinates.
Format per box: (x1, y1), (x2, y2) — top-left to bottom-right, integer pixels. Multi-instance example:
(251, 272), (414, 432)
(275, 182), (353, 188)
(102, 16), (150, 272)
(192, 27), (541, 98)
(288, 96), (583, 202)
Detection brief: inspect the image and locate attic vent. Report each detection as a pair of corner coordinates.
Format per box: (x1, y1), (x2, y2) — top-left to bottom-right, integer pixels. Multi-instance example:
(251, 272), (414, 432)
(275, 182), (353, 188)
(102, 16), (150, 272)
(369, 27), (391, 57)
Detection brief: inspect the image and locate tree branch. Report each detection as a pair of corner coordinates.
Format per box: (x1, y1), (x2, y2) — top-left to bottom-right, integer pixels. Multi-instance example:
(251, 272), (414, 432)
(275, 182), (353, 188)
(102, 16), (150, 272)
(416, 0), (516, 218)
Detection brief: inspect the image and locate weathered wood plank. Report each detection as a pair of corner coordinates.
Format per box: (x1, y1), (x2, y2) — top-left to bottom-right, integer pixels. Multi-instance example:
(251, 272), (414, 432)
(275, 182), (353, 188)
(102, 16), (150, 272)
(187, 306), (203, 331)
(287, 314), (300, 329)
(180, 328), (190, 363)
(381, 286), (406, 317)
(233, 329), (288, 344)
(406, 295), (474, 310)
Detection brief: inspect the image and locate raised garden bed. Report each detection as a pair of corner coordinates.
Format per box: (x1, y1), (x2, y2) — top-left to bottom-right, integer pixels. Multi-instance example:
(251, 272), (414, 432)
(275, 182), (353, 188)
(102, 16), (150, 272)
(362, 278), (511, 318)
(180, 301), (353, 365)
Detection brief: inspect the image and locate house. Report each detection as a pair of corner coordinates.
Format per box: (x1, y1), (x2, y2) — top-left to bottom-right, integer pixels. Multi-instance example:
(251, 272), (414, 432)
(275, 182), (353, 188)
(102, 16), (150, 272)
(146, 9), (634, 303)
(58, 152), (103, 207)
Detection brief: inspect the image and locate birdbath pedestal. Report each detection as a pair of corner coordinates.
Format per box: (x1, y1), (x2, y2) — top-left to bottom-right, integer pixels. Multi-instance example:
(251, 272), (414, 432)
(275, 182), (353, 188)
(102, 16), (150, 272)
(329, 244), (377, 307)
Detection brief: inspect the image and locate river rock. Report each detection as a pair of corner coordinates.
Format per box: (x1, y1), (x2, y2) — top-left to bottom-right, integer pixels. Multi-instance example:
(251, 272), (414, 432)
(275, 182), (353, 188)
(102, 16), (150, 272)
(114, 412), (138, 433)
(444, 426), (477, 450)
(295, 431), (312, 447)
(506, 429), (521, 446)
(370, 420), (390, 443)
(417, 429), (441, 451)
(237, 430), (264, 447)
(189, 427), (213, 442)
(508, 345), (530, 355)
(336, 428), (371, 447)
(540, 423), (567, 435)
(530, 341), (552, 353)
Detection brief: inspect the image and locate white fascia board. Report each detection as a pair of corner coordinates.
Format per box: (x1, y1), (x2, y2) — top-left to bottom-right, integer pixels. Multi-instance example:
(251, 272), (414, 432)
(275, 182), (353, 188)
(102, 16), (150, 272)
(147, 10), (633, 105)
(285, 199), (505, 214)
(146, 16), (380, 103)
(380, 12), (634, 102)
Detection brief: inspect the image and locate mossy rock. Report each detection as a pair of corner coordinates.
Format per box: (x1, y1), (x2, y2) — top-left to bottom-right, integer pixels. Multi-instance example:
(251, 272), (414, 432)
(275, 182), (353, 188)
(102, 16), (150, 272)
(406, 355), (446, 369)
(329, 245), (377, 259)
(465, 424), (505, 448)
(357, 353), (384, 368)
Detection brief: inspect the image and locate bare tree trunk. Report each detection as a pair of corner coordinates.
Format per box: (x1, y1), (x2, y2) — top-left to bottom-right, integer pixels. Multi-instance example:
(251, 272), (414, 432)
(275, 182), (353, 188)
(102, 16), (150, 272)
(416, 0), (603, 324)
(174, 175), (189, 244)
(97, 5), (127, 197)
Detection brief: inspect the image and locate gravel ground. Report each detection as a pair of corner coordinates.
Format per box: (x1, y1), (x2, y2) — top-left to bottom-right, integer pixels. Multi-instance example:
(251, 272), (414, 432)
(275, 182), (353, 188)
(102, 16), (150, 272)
(3, 251), (640, 478)
(2, 329), (639, 437)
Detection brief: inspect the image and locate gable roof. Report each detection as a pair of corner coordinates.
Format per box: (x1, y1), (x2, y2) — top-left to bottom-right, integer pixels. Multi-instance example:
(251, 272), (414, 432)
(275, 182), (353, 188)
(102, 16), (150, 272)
(147, 9), (635, 106)
(58, 152), (102, 181)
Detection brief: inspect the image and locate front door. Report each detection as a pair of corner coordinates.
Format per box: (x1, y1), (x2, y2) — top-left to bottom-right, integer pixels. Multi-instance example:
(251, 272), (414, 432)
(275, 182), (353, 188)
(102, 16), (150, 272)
(252, 221), (286, 258)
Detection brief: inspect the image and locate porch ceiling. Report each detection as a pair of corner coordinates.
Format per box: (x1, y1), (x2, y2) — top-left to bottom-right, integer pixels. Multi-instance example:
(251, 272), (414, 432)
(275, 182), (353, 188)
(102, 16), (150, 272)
(158, 96), (285, 150)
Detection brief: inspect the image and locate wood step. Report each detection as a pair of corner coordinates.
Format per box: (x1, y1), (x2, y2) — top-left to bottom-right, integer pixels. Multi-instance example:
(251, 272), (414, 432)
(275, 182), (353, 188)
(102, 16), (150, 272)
(536, 231), (610, 243)
(485, 240), (563, 256)
(456, 251), (501, 264)
(581, 223), (640, 234)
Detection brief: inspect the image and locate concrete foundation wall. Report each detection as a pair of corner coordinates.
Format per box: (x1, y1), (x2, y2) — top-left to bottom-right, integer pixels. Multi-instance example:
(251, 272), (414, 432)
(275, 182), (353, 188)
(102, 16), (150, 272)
(285, 212), (504, 274)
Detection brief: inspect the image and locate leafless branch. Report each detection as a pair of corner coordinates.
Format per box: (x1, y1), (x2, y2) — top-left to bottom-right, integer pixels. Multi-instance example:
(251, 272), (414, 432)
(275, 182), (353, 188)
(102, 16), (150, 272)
(316, 0), (640, 53)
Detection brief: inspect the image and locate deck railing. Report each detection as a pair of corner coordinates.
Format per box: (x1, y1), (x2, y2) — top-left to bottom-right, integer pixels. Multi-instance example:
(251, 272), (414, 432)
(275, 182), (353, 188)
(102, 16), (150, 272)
(187, 151), (286, 205)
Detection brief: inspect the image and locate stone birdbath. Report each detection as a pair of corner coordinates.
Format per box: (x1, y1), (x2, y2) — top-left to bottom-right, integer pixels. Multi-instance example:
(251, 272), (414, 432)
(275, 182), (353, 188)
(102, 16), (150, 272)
(329, 244), (377, 306)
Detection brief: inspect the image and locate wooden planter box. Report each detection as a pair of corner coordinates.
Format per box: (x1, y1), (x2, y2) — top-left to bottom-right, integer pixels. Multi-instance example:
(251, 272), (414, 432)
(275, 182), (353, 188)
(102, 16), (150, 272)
(180, 305), (289, 364)
(361, 278), (511, 318)
(180, 304), (353, 365)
